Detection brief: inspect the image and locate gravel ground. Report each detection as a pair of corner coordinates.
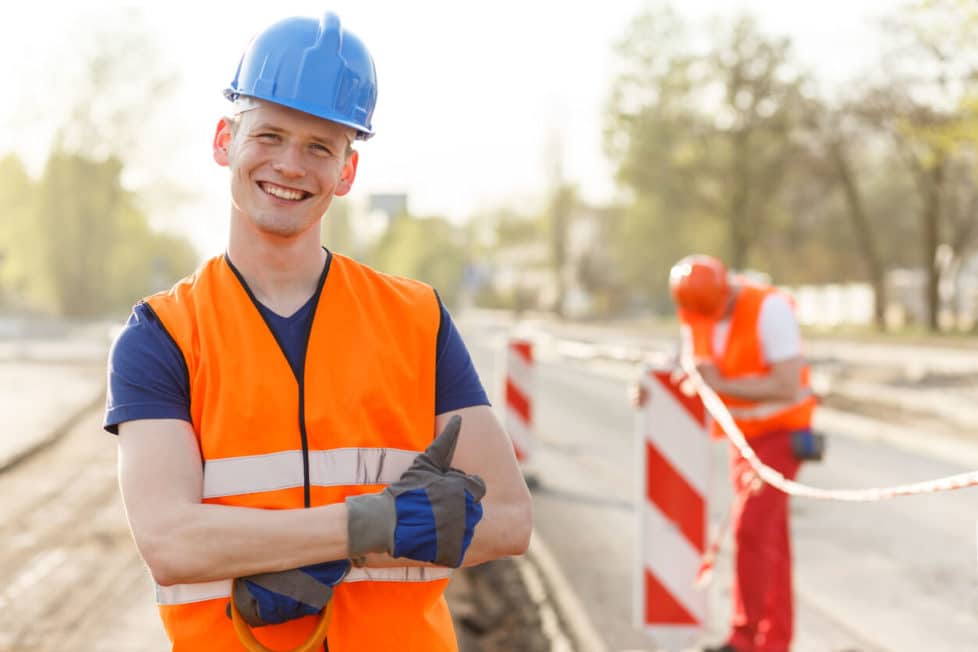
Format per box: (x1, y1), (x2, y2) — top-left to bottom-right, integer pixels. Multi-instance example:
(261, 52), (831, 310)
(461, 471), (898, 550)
(450, 558), (565, 652)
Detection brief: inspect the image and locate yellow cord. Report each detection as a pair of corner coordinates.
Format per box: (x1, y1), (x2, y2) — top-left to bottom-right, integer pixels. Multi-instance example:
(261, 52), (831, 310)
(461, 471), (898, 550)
(230, 579), (333, 652)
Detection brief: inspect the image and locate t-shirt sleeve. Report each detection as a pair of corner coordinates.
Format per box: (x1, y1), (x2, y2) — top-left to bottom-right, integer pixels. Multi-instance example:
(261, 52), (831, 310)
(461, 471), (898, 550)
(434, 298), (490, 415)
(757, 293), (802, 364)
(103, 302), (192, 434)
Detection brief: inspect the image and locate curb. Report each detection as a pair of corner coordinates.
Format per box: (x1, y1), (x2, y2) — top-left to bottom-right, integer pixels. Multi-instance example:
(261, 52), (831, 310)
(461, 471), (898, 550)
(520, 531), (610, 652)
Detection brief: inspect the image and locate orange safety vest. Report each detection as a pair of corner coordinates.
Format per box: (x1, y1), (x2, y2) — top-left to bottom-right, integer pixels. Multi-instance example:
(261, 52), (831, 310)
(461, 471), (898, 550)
(143, 252), (456, 652)
(681, 284), (815, 440)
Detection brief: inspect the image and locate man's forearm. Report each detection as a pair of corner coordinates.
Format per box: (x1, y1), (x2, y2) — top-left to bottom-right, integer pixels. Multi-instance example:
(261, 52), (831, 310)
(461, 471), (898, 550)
(707, 357), (805, 403)
(137, 501), (350, 586)
(714, 373), (797, 402)
(457, 498), (532, 566)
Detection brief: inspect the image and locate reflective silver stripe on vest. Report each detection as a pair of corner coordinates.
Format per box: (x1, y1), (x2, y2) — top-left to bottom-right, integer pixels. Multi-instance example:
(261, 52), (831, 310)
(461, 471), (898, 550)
(342, 565), (452, 583)
(155, 567), (453, 605)
(727, 388), (814, 421)
(202, 448), (420, 499)
(156, 579), (231, 605)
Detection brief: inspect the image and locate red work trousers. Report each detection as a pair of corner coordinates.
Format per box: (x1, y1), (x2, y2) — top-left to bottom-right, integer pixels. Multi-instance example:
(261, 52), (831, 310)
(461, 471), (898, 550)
(726, 430), (802, 652)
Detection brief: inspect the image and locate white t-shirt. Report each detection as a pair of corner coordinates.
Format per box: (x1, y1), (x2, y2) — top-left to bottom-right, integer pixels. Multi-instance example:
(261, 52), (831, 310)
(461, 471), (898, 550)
(712, 292), (801, 363)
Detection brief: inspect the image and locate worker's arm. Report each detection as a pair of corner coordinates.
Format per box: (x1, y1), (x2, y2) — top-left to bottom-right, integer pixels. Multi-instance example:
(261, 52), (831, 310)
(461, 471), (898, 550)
(699, 292), (807, 403)
(354, 404), (532, 569)
(696, 356), (805, 402)
(436, 404), (532, 565)
(121, 407), (529, 584)
(118, 418), (351, 586)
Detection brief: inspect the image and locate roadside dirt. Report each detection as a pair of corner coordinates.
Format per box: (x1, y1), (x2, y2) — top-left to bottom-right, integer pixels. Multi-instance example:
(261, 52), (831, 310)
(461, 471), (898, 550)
(449, 560), (554, 652)
(0, 408), (165, 651)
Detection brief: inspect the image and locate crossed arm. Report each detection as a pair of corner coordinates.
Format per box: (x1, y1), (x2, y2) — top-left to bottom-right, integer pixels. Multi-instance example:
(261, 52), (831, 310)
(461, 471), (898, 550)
(118, 404), (532, 586)
(696, 356), (805, 402)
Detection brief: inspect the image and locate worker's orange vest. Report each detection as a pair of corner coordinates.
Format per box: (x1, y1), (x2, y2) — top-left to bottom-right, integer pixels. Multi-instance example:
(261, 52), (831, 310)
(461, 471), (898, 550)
(144, 252), (456, 652)
(682, 284), (815, 439)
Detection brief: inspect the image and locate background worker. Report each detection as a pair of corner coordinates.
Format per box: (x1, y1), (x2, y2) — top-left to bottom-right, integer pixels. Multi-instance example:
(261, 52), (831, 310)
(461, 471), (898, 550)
(666, 254), (816, 652)
(104, 12), (532, 652)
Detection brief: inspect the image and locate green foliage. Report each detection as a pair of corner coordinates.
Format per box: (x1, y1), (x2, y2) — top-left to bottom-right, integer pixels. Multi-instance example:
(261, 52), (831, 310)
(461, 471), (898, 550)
(0, 150), (197, 317)
(546, 183), (576, 316)
(36, 152), (126, 315)
(0, 9), (199, 317)
(605, 8), (806, 306)
(105, 209), (199, 311)
(493, 210), (543, 247)
(611, 195), (726, 309)
(321, 196), (356, 256)
(0, 155), (41, 309)
(366, 215), (468, 309)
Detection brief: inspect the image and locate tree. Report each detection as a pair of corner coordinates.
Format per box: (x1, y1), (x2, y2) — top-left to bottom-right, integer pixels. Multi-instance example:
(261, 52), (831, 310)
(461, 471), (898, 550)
(367, 215), (468, 309)
(0, 155), (41, 310)
(859, 1), (978, 330)
(4, 8), (200, 317)
(546, 182), (576, 317)
(36, 152), (126, 316)
(321, 196), (357, 256)
(797, 102), (894, 329)
(604, 4), (721, 304)
(34, 151), (198, 317)
(708, 16), (807, 269)
(605, 7), (806, 304)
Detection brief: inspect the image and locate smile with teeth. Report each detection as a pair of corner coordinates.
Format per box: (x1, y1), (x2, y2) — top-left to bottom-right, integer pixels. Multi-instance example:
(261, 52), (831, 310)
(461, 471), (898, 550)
(259, 181), (311, 201)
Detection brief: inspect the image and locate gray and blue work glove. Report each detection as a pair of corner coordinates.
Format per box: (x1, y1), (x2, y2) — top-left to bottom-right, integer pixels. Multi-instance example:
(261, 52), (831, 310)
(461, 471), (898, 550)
(232, 559), (351, 627)
(346, 415), (486, 567)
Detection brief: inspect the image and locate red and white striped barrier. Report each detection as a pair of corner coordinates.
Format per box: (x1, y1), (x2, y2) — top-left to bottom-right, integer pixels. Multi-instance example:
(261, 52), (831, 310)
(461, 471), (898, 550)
(505, 337), (534, 463)
(635, 365), (711, 650)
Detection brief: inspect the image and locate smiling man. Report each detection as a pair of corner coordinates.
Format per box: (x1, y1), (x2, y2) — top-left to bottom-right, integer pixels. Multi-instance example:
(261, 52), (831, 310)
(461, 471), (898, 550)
(104, 12), (532, 652)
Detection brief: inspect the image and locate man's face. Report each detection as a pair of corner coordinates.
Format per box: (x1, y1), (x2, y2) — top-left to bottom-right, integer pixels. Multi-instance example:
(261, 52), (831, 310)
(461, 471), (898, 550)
(213, 101), (358, 239)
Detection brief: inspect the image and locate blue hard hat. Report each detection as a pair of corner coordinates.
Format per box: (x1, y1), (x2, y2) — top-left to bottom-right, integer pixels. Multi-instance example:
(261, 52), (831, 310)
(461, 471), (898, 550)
(225, 12), (377, 140)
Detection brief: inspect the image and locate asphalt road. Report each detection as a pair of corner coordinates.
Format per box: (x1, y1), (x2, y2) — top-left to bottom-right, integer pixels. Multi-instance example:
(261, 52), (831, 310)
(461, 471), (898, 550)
(464, 320), (978, 652)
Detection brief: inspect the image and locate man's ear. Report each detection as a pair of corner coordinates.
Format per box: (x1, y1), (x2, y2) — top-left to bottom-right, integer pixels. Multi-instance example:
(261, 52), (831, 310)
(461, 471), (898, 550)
(334, 149), (359, 197)
(213, 118), (234, 167)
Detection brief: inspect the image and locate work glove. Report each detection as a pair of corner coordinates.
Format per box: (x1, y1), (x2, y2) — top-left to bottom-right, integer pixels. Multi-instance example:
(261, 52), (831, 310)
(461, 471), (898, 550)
(231, 559), (351, 627)
(346, 415), (486, 567)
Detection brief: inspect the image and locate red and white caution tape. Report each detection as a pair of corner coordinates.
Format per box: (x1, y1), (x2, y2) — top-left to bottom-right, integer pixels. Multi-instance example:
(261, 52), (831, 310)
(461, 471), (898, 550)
(694, 499), (733, 589)
(680, 354), (978, 501)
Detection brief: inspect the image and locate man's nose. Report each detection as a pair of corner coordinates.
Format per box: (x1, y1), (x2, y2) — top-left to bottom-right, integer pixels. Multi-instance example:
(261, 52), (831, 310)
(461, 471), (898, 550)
(271, 145), (306, 178)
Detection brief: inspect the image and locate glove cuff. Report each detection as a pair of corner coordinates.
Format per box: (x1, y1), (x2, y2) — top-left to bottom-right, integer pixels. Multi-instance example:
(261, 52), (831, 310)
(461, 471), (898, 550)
(346, 492), (396, 557)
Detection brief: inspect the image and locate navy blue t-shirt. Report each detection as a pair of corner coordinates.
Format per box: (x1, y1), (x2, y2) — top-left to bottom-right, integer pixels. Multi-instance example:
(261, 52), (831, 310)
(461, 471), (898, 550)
(104, 284), (489, 434)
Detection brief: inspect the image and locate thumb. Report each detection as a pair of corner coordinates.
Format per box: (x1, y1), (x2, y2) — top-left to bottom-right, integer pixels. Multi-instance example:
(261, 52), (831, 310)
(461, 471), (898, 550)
(425, 415), (462, 470)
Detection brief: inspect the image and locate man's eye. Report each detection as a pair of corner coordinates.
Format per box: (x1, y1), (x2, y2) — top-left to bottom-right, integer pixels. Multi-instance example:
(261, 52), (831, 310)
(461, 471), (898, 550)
(256, 133), (280, 142)
(310, 143), (333, 155)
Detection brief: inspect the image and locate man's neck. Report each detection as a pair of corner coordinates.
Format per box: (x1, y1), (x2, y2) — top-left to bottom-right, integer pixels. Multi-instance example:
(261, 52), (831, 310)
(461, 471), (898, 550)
(227, 221), (327, 318)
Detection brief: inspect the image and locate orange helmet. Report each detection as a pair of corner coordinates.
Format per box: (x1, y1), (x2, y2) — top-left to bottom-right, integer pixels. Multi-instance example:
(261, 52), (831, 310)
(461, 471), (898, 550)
(669, 254), (730, 319)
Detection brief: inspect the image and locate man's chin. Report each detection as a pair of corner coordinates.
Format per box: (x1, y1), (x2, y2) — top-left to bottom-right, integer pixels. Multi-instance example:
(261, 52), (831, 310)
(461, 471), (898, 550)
(248, 214), (311, 239)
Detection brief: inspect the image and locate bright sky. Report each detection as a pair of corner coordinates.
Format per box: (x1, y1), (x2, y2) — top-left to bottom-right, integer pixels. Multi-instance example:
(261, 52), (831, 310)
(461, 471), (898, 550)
(2, 0), (893, 256)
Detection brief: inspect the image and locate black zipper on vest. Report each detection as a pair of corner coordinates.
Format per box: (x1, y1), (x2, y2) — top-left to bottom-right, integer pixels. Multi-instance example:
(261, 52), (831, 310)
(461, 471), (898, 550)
(224, 250), (332, 508)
